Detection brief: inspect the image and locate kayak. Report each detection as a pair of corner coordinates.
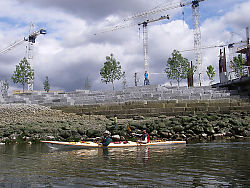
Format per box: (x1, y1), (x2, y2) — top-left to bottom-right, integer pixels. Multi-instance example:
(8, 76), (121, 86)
(41, 140), (186, 149)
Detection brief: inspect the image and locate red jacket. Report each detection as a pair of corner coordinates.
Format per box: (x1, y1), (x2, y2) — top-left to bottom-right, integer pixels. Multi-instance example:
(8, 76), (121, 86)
(142, 133), (150, 143)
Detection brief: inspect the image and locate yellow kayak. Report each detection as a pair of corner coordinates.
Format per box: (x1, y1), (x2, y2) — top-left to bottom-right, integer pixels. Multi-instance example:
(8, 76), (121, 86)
(41, 140), (186, 149)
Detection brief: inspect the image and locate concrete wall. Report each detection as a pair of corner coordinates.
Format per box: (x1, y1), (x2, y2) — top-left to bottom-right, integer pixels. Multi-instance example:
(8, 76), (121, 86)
(1, 84), (249, 117)
(53, 98), (250, 118)
(1, 85), (246, 106)
(213, 76), (250, 98)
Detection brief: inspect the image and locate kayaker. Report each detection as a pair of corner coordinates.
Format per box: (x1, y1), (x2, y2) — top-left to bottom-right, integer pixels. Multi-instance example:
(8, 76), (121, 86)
(138, 129), (150, 144)
(101, 130), (112, 146)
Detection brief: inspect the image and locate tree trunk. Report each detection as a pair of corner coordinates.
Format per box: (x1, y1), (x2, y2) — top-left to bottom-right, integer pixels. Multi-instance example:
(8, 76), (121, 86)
(22, 84), (24, 92)
(112, 81), (114, 91)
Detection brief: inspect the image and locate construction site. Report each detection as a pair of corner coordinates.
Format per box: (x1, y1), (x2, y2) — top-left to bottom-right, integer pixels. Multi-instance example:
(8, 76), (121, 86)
(1, 2), (250, 188)
(0, 0), (250, 116)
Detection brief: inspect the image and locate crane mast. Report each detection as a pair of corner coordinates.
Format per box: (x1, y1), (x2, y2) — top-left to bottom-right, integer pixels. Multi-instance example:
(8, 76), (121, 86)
(192, 0), (202, 86)
(0, 27), (46, 91)
(138, 15), (170, 73)
(27, 24), (35, 91)
(95, 0), (206, 85)
(143, 23), (149, 72)
(124, 0), (205, 85)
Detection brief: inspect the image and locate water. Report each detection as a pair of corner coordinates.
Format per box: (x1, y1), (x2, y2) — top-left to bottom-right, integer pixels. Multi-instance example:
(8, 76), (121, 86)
(0, 141), (249, 187)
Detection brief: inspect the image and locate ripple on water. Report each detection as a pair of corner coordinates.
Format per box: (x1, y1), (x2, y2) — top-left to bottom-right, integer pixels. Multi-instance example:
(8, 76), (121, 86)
(0, 141), (250, 187)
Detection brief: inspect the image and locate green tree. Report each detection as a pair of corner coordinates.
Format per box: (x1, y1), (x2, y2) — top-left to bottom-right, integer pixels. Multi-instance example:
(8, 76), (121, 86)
(206, 65), (215, 85)
(100, 53), (124, 90)
(43, 76), (50, 92)
(165, 50), (190, 86)
(11, 57), (34, 92)
(230, 54), (245, 78)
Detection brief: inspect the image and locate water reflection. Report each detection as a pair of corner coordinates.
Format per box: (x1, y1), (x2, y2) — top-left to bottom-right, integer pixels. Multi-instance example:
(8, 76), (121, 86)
(0, 142), (249, 187)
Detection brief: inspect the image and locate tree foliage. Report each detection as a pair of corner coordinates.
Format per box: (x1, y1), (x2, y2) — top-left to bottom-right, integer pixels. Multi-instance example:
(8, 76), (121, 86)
(11, 57), (34, 92)
(100, 54), (124, 90)
(165, 50), (191, 86)
(43, 76), (50, 92)
(206, 65), (215, 85)
(230, 54), (246, 78)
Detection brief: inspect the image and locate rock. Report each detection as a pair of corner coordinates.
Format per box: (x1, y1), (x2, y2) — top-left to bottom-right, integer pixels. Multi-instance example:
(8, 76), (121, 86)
(160, 132), (169, 138)
(171, 121), (181, 126)
(181, 116), (192, 123)
(22, 136), (31, 141)
(242, 130), (250, 137)
(133, 116), (144, 120)
(9, 134), (18, 140)
(229, 119), (242, 126)
(150, 130), (158, 136)
(158, 122), (166, 129)
(186, 130), (195, 135)
(207, 114), (219, 121)
(214, 126), (220, 133)
(233, 126), (245, 135)
(192, 125), (204, 134)
(59, 130), (71, 139)
(201, 118), (209, 124)
(173, 125), (184, 133)
(216, 121), (227, 128)
(213, 133), (224, 139)
(180, 134), (186, 139)
(225, 132), (233, 137)
(158, 115), (167, 119)
(77, 128), (86, 135)
(201, 133), (207, 138)
(112, 135), (120, 140)
(86, 129), (101, 138)
(235, 135), (244, 139)
(46, 136), (55, 140)
(0, 103), (249, 143)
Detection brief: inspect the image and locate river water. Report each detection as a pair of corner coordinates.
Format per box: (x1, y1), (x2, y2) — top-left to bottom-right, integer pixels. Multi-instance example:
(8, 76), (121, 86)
(0, 140), (249, 188)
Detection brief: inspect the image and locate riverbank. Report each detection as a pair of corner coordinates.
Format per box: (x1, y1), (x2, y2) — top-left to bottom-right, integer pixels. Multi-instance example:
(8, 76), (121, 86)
(0, 104), (110, 143)
(0, 104), (249, 144)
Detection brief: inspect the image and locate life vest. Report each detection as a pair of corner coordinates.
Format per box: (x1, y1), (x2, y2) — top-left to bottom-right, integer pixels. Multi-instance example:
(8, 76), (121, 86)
(142, 133), (150, 143)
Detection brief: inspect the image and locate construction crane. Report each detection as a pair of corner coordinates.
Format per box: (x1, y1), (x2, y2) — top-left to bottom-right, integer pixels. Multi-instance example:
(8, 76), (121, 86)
(0, 28), (46, 55)
(123, 0), (205, 85)
(95, 15), (170, 77)
(138, 15), (170, 73)
(0, 28), (46, 91)
(97, 0), (205, 86)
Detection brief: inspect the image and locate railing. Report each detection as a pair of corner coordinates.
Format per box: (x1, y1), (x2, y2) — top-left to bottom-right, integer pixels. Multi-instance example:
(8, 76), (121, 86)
(227, 66), (250, 81)
(13, 90), (64, 95)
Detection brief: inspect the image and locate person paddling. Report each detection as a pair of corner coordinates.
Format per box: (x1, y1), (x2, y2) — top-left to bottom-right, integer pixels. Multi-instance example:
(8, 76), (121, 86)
(101, 130), (112, 146)
(138, 129), (150, 144)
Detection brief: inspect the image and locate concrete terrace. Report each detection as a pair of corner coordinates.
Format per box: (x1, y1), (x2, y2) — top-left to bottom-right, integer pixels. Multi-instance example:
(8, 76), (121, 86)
(0, 85), (247, 106)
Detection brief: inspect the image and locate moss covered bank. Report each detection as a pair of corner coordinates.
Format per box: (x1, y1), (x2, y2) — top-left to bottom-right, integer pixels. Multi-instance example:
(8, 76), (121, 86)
(0, 104), (249, 144)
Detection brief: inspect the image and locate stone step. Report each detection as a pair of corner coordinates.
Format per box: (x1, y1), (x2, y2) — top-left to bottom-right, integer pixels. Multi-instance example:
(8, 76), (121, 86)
(0, 85), (240, 106)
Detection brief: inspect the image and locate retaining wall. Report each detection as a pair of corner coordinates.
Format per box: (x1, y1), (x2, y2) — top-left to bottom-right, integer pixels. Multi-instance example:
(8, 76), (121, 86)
(1, 84), (250, 117)
(53, 98), (250, 118)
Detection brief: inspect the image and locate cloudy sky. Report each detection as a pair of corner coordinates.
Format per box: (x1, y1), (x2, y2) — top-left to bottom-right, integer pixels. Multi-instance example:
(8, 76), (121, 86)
(0, 0), (249, 92)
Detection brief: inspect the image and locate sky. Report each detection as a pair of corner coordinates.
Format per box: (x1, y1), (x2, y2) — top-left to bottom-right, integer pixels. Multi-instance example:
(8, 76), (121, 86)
(0, 0), (250, 92)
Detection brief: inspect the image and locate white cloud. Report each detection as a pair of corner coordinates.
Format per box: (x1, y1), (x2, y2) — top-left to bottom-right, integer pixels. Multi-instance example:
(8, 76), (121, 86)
(0, 0), (250, 91)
